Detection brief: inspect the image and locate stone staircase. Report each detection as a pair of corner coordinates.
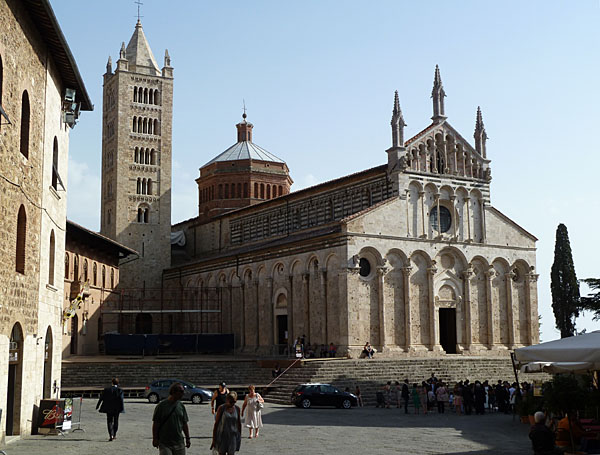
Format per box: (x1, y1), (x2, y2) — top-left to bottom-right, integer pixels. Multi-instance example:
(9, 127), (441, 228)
(61, 358), (273, 390)
(262, 357), (548, 406)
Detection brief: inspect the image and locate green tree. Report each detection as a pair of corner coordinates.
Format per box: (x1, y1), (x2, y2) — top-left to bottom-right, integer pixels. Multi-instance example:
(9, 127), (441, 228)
(550, 224), (580, 338)
(580, 278), (600, 320)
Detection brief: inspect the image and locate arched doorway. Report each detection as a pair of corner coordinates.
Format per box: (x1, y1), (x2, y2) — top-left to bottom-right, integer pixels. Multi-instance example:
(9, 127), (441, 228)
(43, 327), (53, 398)
(7, 323), (24, 435)
(274, 293), (288, 354)
(437, 285), (458, 354)
(70, 314), (78, 355)
(135, 313), (153, 334)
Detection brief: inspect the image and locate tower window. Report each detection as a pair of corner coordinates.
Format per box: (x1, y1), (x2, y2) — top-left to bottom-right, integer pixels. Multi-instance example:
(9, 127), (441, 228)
(51, 137), (59, 190)
(64, 253), (70, 280)
(93, 262), (97, 286)
(83, 259), (88, 282)
(20, 91), (30, 159)
(359, 258), (371, 278)
(48, 230), (55, 285)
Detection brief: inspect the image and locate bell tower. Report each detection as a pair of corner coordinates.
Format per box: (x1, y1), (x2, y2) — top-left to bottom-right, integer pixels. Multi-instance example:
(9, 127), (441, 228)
(100, 20), (173, 288)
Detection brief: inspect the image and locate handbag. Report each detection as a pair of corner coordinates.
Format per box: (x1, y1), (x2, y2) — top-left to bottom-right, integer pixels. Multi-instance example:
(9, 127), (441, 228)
(256, 394), (264, 410)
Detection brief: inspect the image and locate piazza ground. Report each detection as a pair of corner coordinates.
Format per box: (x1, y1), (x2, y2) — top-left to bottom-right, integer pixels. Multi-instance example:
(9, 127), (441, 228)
(4, 398), (534, 454)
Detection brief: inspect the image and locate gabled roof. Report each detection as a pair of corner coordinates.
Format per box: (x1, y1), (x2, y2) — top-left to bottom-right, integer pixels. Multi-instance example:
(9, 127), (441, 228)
(404, 120), (484, 160)
(21, 0), (93, 110)
(203, 141), (286, 167)
(487, 206), (538, 241)
(126, 20), (160, 76)
(66, 220), (138, 258)
(341, 196), (400, 224)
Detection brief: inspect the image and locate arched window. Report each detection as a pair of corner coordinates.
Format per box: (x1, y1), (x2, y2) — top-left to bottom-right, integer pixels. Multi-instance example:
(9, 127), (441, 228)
(138, 87), (143, 102)
(110, 268), (115, 288)
(52, 137), (59, 190)
(244, 183), (248, 198)
(142, 178), (147, 195)
(93, 262), (97, 286)
(20, 91), (30, 158)
(83, 259), (88, 282)
(133, 86), (137, 102)
(134, 147), (138, 163)
(154, 119), (159, 135)
(148, 119), (153, 135)
(142, 118), (147, 134)
(148, 89), (153, 104)
(133, 116), (137, 132)
(254, 183), (258, 198)
(143, 88), (148, 104)
(137, 117), (142, 132)
(151, 149), (156, 165)
(147, 179), (152, 195)
(143, 208), (148, 223)
(154, 89), (159, 105)
(48, 230), (55, 285)
(145, 148), (149, 164)
(137, 178), (141, 194)
(137, 208), (143, 222)
(267, 185), (271, 199)
(237, 183), (241, 198)
(279, 185), (283, 196)
(73, 254), (79, 281)
(16, 205), (26, 273)
(260, 183), (265, 199)
(64, 253), (70, 279)
(102, 265), (106, 288)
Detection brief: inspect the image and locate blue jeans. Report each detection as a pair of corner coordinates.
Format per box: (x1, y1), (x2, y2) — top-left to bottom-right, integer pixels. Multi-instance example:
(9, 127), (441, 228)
(159, 442), (186, 455)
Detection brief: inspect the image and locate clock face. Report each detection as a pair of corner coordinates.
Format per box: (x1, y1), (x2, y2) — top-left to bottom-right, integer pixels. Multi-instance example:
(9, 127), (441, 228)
(430, 206), (452, 233)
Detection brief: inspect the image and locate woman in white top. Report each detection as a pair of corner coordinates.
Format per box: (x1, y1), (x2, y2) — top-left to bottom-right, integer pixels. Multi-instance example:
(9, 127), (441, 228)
(241, 385), (264, 439)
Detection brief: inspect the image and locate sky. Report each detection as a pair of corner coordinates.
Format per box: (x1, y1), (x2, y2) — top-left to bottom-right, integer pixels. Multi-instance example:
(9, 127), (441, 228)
(51, 1), (600, 343)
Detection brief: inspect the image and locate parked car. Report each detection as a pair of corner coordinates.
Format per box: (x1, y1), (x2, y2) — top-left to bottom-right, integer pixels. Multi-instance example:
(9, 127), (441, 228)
(291, 383), (357, 409)
(144, 379), (212, 404)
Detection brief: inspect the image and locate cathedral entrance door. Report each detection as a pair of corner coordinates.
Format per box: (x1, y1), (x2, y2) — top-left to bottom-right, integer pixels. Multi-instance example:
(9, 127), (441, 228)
(276, 315), (288, 347)
(439, 308), (457, 354)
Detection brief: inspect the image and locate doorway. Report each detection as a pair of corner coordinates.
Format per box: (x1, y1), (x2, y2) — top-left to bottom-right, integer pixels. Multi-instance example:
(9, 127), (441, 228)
(70, 314), (78, 355)
(7, 323), (23, 435)
(43, 327), (53, 398)
(439, 308), (457, 354)
(276, 315), (288, 345)
(135, 313), (153, 334)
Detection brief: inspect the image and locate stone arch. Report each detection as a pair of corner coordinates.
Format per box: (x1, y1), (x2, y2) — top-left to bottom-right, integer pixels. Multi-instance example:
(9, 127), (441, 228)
(409, 250), (431, 347)
(455, 186), (469, 241)
(492, 258), (510, 345)
(271, 261), (286, 278)
(470, 188), (484, 243)
(511, 259), (531, 344)
(407, 181), (422, 238)
(470, 256), (489, 345)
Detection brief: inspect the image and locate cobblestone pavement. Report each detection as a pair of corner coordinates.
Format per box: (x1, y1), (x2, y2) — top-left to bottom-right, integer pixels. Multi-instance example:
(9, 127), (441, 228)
(3, 399), (533, 455)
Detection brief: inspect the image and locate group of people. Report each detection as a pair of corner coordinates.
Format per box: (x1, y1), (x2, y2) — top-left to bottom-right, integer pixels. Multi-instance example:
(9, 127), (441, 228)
(375, 373), (528, 416)
(293, 335), (337, 359)
(95, 378), (264, 455)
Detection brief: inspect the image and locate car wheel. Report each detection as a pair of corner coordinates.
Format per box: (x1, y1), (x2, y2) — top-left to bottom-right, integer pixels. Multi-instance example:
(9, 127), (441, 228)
(147, 393), (159, 404)
(342, 399), (352, 409)
(191, 394), (203, 404)
(301, 398), (311, 409)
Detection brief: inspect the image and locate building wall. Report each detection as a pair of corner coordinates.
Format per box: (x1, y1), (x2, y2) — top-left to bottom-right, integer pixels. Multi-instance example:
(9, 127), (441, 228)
(0, 0), (77, 437)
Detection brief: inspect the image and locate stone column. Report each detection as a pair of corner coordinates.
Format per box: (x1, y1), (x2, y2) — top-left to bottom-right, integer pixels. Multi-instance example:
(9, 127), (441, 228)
(320, 269), (328, 343)
(435, 194), (441, 236)
(443, 139), (450, 174)
(525, 270), (540, 344)
(267, 277), (274, 348)
(338, 268), (353, 354)
(377, 266), (388, 349)
(505, 271), (516, 348)
(405, 189), (411, 237)
(401, 266), (412, 351)
(240, 281), (246, 348)
(254, 279), (260, 349)
(288, 274), (294, 345)
(480, 198), (487, 244)
(450, 195), (457, 239)
(427, 262), (440, 351)
(462, 265), (474, 352)
(302, 272), (310, 342)
(484, 266), (495, 348)
(419, 191), (426, 238)
(453, 145), (458, 174)
(462, 151), (467, 177)
(465, 196), (472, 242)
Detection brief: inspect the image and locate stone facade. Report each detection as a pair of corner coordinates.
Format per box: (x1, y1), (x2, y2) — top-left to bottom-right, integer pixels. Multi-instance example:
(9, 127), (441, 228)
(166, 68), (539, 358)
(0, 0), (91, 437)
(63, 221), (136, 357)
(100, 20), (172, 288)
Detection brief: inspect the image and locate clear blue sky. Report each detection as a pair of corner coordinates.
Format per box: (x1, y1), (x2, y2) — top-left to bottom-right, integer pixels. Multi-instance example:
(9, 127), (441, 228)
(52, 1), (600, 343)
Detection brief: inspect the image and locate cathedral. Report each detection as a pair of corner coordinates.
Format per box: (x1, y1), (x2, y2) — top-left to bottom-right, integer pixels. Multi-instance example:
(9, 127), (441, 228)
(102, 21), (539, 358)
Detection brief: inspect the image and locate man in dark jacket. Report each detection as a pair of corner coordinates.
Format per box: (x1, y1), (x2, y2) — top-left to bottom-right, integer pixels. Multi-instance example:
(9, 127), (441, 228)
(96, 377), (125, 441)
(529, 411), (562, 455)
(474, 381), (486, 415)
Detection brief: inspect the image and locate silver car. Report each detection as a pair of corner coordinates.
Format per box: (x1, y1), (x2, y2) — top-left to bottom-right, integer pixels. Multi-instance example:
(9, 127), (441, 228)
(144, 378), (212, 404)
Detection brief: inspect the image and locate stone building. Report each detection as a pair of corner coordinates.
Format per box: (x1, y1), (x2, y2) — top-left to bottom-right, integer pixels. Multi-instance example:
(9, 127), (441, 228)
(100, 20), (173, 288)
(166, 67), (539, 358)
(63, 221), (136, 357)
(0, 0), (91, 436)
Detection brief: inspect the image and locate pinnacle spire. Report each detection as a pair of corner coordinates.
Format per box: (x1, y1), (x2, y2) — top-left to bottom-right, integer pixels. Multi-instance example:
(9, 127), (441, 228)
(106, 55), (112, 74)
(391, 90), (406, 148)
(119, 42), (126, 60)
(125, 19), (160, 75)
(474, 106), (488, 158)
(431, 64), (447, 123)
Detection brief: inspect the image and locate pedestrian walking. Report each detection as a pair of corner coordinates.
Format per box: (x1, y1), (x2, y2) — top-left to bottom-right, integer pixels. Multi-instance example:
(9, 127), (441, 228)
(411, 383), (421, 415)
(212, 392), (242, 455)
(436, 382), (448, 414)
(96, 377), (124, 441)
(355, 385), (363, 407)
(241, 385), (264, 439)
(211, 382), (229, 416)
(152, 382), (191, 454)
(383, 381), (392, 408)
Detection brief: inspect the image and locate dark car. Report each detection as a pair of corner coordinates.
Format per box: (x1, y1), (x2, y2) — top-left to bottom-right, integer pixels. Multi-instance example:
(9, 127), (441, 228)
(291, 383), (357, 409)
(144, 378), (212, 404)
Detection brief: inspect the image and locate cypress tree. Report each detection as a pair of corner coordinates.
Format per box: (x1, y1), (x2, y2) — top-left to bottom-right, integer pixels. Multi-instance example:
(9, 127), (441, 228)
(550, 224), (580, 338)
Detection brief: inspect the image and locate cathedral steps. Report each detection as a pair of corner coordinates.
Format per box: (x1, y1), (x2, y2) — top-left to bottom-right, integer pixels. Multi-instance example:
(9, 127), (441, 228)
(262, 357), (548, 406)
